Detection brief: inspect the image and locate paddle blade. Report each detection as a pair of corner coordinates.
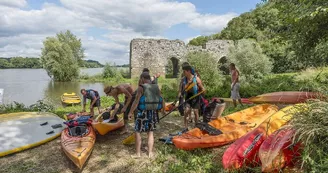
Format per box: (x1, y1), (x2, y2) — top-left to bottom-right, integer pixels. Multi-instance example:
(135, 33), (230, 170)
(185, 82), (195, 92)
(122, 133), (135, 145)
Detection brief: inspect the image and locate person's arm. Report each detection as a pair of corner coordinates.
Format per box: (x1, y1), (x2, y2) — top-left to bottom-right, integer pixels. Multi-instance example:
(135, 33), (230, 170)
(177, 78), (183, 98)
(111, 103), (120, 118)
(128, 86), (143, 119)
(82, 96), (86, 112)
(119, 87), (132, 112)
(90, 92), (98, 108)
(196, 77), (205, 93)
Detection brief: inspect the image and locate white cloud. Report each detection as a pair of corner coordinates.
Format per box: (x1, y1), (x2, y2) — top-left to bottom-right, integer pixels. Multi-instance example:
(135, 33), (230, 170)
(189, 13), (238, 35)
(60, 0), (199, 36)
(0, 0), (27, 8)
(0, 0), (238, 64)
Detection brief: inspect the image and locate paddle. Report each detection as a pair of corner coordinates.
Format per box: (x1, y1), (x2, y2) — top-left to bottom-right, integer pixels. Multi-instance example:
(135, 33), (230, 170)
(122, 90), (205, 145)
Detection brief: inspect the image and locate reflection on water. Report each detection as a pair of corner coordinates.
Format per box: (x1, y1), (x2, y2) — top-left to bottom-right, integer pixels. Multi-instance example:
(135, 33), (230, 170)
(0, 68), (107, 106)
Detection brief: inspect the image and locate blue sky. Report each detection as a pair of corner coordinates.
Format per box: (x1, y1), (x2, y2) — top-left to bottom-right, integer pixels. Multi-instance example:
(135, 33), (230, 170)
(0, 0), (261, 64)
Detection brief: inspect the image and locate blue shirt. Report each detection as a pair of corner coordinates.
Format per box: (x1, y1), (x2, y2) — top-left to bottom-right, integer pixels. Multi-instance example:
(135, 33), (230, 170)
(83, 90), (97, 104)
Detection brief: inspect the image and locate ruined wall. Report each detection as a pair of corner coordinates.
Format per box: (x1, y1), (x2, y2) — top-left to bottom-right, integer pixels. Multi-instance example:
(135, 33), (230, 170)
(130, 38), (233, 78)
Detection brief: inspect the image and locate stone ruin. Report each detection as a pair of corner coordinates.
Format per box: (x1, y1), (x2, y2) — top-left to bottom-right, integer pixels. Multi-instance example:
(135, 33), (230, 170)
(129, 38), (234, 78)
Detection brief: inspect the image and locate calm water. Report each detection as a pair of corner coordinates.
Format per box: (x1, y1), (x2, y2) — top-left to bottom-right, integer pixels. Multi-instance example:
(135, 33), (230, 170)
(0, 68), (112, 106)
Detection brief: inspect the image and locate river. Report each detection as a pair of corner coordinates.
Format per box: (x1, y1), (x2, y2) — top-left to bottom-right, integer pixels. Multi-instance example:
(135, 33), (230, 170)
(0, 68), (114, 106)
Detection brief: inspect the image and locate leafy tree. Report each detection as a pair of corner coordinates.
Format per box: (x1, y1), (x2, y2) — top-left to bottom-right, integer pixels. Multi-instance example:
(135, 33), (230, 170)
(0, 59), (13, 68)
(41, 30), (84, 81)
(185, 52), (224, 95)
(228, 39), (273, 81)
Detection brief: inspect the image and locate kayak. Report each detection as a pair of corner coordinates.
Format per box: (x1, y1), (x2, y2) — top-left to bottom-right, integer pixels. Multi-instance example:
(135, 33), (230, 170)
(0, 112), (65, 157)
(91, 112), (124, 135)
(222, 105), (301, 170)
(259, 126), (302, 172)
(172, 104), (279, 150)
(61, 125), (96, 169)
(61, 92), (81, 105)
(218, 98), (253, 104)
(249, 91), (320, 104)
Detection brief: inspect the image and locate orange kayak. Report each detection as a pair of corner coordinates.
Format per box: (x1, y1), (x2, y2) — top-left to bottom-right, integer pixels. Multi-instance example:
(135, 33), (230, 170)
(172, 104), (279, 150)
(92, 118), (124, 135)
(222, 105), (301, 170)
(61, 125), (96, 169)
(249, 91), (320, 104)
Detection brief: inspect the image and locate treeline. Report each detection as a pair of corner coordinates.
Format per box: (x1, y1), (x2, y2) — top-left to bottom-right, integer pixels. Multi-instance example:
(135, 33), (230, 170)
(0, 57), (42, 69)
(189, 0), (328, 73)
(0, 57), (104, 69)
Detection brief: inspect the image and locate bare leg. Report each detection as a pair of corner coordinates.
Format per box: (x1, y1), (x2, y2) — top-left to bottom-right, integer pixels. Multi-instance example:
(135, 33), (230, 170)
(90, 107), (94, 117)
(233, 99), (237, 107)
(120, 119), (129, 134)
(184, 106), (191, 129)
(135, 132), (141, 157)
(238, 99), (243, 106)
(193, 109), (199, 126)
(147, 131), (154, 158)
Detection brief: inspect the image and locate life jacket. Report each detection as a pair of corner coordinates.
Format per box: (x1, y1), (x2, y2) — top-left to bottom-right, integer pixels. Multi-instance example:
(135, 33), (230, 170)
(85, 89), (99, 100)
(138, 84), (163, 110)
(64, 116), (92, 128)
(183, 75), (198, 95)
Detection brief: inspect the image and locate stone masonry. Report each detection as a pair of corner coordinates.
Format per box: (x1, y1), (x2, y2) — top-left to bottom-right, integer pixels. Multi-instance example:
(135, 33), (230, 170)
(130, 38), (234, 78)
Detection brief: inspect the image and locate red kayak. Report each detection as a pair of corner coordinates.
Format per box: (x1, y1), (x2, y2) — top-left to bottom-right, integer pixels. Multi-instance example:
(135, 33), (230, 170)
(215, 98), (253, 104)
(249, 91), (321, 104)
(259, 126), (302, 172)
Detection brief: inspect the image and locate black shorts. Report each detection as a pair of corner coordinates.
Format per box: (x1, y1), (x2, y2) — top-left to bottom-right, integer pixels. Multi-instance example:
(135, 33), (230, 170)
(184, 94), (200, 109)
(93, 99), (101, 107)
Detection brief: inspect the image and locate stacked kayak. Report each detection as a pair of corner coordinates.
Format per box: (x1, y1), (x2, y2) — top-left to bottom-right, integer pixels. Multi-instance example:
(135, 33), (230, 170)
(61, 124), (96, 169)
(0, 112), (65, 157)
(92, 111), (124, 135)
(249, 91), (319, 104)
(172, 104), (279, 150)
(259, 126), (302, 172)
(222, 105), (301, 170)
(61, 92), (81, 105)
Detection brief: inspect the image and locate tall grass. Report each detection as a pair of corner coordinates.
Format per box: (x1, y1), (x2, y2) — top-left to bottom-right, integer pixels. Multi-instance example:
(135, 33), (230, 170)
(290, 86), (328, 172)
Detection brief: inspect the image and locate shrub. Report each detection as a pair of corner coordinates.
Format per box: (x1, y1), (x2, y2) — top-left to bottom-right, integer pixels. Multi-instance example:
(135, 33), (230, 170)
(185, 52), (224, 97)
(228, 39), (273, 81)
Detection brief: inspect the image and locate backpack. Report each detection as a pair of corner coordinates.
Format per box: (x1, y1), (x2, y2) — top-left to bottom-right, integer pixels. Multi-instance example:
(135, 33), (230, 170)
(203, 98), (225, 123)
(64, 116), (92, 128)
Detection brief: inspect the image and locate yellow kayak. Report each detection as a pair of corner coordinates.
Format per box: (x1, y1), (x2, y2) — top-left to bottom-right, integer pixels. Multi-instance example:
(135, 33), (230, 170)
(61, 92), (81, 105)
(92, 111), (124, 135)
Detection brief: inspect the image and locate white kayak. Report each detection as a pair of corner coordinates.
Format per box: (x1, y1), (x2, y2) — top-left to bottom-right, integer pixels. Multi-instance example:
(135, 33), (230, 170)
(0, 112), (65, 157)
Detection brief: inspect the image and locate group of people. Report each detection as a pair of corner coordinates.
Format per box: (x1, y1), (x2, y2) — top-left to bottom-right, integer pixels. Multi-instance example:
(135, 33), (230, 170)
(79, 63), (243, 158)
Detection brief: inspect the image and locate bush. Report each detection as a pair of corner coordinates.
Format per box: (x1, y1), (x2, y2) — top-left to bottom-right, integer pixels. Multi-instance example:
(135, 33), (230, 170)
(290, 97), (328, 172)
(228, 39), (273, 81)
(185, 52), (224, 97)
(0, 100), (54, 114)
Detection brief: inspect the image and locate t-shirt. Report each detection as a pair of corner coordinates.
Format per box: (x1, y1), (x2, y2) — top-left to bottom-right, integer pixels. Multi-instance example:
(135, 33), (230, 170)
(83, 90), (97, 104)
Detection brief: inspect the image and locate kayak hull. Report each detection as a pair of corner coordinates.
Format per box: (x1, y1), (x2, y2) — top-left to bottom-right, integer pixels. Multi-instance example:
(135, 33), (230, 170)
(61, 125), (96, 169)
(172, 104), (279, 150)
(249, 91), (320, 104)
(259, 126), (302, 172)
(92, 118), (124, 135)
(222, 105), (301, 170)
(61, 92), (81, 105)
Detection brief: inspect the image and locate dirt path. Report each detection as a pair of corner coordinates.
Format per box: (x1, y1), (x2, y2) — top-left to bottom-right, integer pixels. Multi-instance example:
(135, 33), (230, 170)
(0, 113), (186, 173)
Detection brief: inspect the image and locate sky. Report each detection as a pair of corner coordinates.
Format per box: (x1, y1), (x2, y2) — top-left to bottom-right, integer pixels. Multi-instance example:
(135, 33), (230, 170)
(0, 0), (261, 65)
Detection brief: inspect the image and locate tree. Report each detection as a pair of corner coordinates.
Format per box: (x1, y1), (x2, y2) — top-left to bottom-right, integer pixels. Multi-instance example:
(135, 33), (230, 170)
(228, 39), (273, 81)
(185, 51), (224, 95)
(41, 30), (84, 81)
(0, 59), (13, 68)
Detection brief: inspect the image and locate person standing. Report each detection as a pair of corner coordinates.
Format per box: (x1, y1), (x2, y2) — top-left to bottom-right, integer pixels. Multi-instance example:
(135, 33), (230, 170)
(181, 65), (205, 129)
(127, 72), (165, 158)
(230, 63), (243, 107)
